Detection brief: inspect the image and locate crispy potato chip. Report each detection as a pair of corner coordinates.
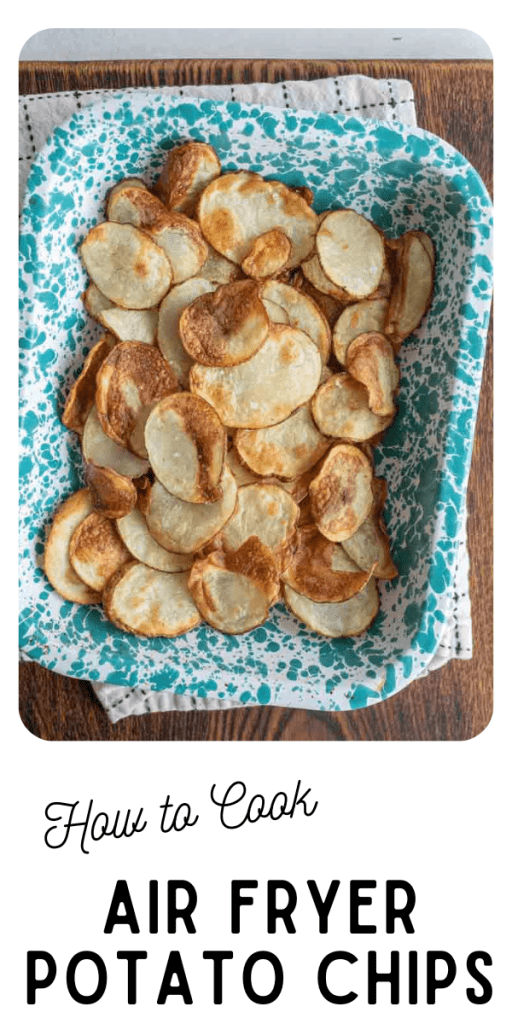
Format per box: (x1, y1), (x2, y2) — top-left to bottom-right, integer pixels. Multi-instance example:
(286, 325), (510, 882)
(345, 331), (399, 417)
(198, 170), (317, 268)
(332, 297), (389, 366)
(301, 253), (352, 300)
(104, 563), (201, 637)
(260, 280), (331, 362)
(69, 511), (131, 591)
(262, 298), (290, 324)
(200, 244), (242, 285)
(234, 405), (330, 479)
(106, 176), (147, 210)
(297, 273), (348, 328)
(82, 405), (150, 478)
(311, 372), (392, 441)
(317, 210), (385, 298)
(145, 393), (226, 503)
(293, 185), (314, 205)
(190, 324), (322, 428)
(85, 462), (138, 519)
(309, 443), (374, 542)
(145, 463), (237, 553)
(81, 221), (172, 309)
(241, 229), (291, 279)
(385, 232), (434, 346)
(154, 141), (222, 217)
(342, 477), (398, 580)
(220, 484), (299, 566)
(409, 230), (435, 266)
(95, 342), (180, 457)
(283, 577), (379, 637)
(189, 537), (280, 634)
(98, 307), (158, 345)
(116, 508), (194, 572)
(62, 334), (115, 434)
(180, 280), (269, 367)
(82, 283), (116, 322)
(282, 525), (374, 602)
(226, 447), (261, 486)
(44, 489), (101, 604)
(157, 278), (217, 386)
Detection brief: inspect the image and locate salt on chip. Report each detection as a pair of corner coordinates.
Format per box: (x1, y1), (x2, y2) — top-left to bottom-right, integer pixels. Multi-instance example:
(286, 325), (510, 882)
(44, 489), (101, 605)
(82, 405), (150, 478)
(145, 463), (237, 554)
(98, 307), (158, 345)
(260, 280), (331, 362)
(157, 278), (217, 386)
(189, 537), (280, 634)
(116, 508), (194, 572)
(241, 229), (291, 279)
(220, 483), (299, 566)
(104, 564), (201, 637)
(153, 141), (222, 217)
(345, 331), (399, 417)
(85, 462), (138, 519)
(234, 405), (330, 480)
(179, 280), (269, 367)
(332, 297), (389, 366)
(69, 511), (131, 592)
(309, 443), (374, 542)
(342, 477), (398, 580)
(145, 393), (226, 503)
(311, 372), (392, 441)
(316, 210), (385, 299)
(282, 525), (374, 603)
(80, 221), (172, 309)
(283, 577), (379, 637)
(62, 334), (115, 435)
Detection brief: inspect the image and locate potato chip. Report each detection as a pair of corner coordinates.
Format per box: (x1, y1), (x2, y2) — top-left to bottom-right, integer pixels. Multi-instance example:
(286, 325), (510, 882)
(104, 564), (201, 637)
(95, 342), (180, 457)
(220, 483), (299, 566)
(190, 324), (322, 428)
(179, 280), (269, 367)
(332, 297), (389, 366)
(98, 307), (158, 345)
(145, 463), (237, 554)
(116, 508), (194, 572)
(106, 176), (147, 210)
(297, 273), (347, 328)
(82, 405), (150, 478)
(311, 372), (392, 441)
(234, 405), (330, 479)
(262, 298), (290, 325)
(282, 525), (374, 602)
(345, 332), (399, 417)
(81, 221), (172, 309)
(317, 210), (385, 298)
(85, 462), (138, 519)
(153, 141), (222, 217)
(309, 443), (374, 542)
(293, 185), (314, 205)
(260, 281), (331, 362)
(410, 229), (435, 266)
(82, 283), (115, 322)
(385, 232), (434, 346)
(145, 393), (226, 503)
(241, 229), (291, 279)
(342, 478), (398, 580)
(198, 170), (317, 268)
(62, 334), (115, 434)
(226, 447), (261, 487)
(200, 244), (242, 286)
(189, 537), (280, 634)
(283, 577), (379, 637)
(157, 278), (217, 385)
(69, 511), (131, 591)
(43, 489), (101, 605)
(301, 253), (352, 300)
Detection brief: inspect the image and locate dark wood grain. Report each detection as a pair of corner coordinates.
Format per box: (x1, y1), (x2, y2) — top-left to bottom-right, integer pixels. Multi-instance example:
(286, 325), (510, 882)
(19, 58), (493, 742)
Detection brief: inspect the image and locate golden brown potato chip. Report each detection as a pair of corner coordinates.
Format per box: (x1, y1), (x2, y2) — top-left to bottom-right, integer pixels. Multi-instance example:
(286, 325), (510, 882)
(293, 185), (314, 205)
(281, 525), (374, 603)
(283, 577), (379, 637)
(241, 229), (291, 279)
(145, 463), (237, 554)
(85, 462), (138, 519)
(95, 342), (180, 457)
(116, 508), (194, 572)
(80, 221), (172, 309)
(144, 393), (226, 503)
(104, 563), (201, 637)
(82, 283), (116, 323)
(260, 280), (331, 362)
(341, 477), (398, 580)
(69, 511), (131, 592)
(189, 537), (280, 634)
(385, 232), (434, 346)
(311, 372), (392, 441)
(153, 141), (222, 217)
(301, 253), (352, 300)
(105, 176), (148, 210)
(262, 298), (290, 324)
(157, 278), (217, 386)
(309, 443), (374, 542)
(200, 244), (242, 285)
(345, 332), (399, 417)
(317, 210), (385, 298)
(82, 405), (150, 478)
(179, 280), (269, 367)
(220, 483), (299, 567)
(234, 405), (330, 480)
(296, 274), (348, 328)
(44, 489), (101, 605)
(332, 297), (389, 366)
(62, 334), (115, 435)
(98, 307), (158, 345)
(225, 447), (261, 487)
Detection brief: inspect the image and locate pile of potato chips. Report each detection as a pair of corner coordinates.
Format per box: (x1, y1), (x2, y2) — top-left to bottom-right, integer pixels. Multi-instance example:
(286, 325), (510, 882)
(44, 141), (434, 639)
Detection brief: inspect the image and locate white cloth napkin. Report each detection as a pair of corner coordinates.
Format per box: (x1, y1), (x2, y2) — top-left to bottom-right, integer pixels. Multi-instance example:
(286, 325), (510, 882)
(19, 75), (472, 723)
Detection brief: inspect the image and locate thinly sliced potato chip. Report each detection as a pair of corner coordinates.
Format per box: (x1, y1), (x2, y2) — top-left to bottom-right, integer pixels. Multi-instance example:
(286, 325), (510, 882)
(62, 334), (115, 434)
(301, 253), (352, 300)
(283, 577), (379, 637)
(81, 221), (172, 309)
(98, 307), (158, 344)
(44, 489), (101, 605)
(85, 462), (138, 519)
(311, 372), (392, 441)
(200, 244), (242, 285)
(409, 229), (435, 266)
(293, 185), (314, 205)
(317, 210), (385, 298)
(104, 564), (201, 637)
(282, 525), (374, 602)
(198, 170), (317, 268)
(95, 342), (180, 457)
(262, 298), (290, 324)
(297, 273), (348, 328)
(179, 280), (269, 367)
(154, 141), (222, 217)
(145, 393), (226, 503)
(309, 443), (374, 542)
(345, 332), (399, 417)
(69, 511), (131, 591)
(157, 278), (217, 385)
(116, 508), (194, 572)
(190, 324), (322, 428)
(385, 232), (434, 346)
(260, 280), (331, 362)
(82, 405), (150, 477)
(226, 447), (261, 486)
(145, 463), (237, 553)
(332, 297), (389, 366)
(106, 177), (147, 211)
(82, 283), (116, 322)
(234, 405), (330, 479)
(342, 478), (398, 580)
(241, 229), (291, 279)
(220, 484), (299, 566)
(189, 538), (280, 634)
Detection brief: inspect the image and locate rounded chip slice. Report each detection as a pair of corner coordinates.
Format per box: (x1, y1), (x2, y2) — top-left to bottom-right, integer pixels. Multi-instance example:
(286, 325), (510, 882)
(262, 298), (290, 324)
(190, 324), (322, 428)
(104, 564), (201, 637)
(297, 274), (348, 328)
(413, 230), (435, 266)
(311, 373), (392, 441)
(69, 511), (131, 592)
(116, 508), (194, 572)
(220, 484), (299, 566)
(234, 405), (330, 480)
(283, 578), (379, 637)
(282, 525), (374, 603)
(157, 278), (217, 386)
(145, 393), (226, 503)
(82, 283), (116, 322)
(260, 280), (331, 362)
(301, 253), (352, 300)
(385, 232), (434, 346)
(105, 176), (148, 212)
(179, 280), (269, 367)
(85, 462), (138, 519)
(95, 342), (180, 457)
(80, 222), (172, 309)
(98, 307), (158, 345)
(82, 405), (150, 478)
(189, 538), (280, 634)
(145, 464), (237, 554)
(332, 297), (389, 366)
(200, 244), (242, 285)
(309, 443), (374, 542)
(153, 141), (222, 217)
(198, 170), (317, 268)
(345, 332), (399, 417)
(62, 334), (115, 434)
(226, 447), (261, 487)
(342, 478), (398, 580)
(44, 489), (101, 604)
(317, 210), (385, 299)
(241, 229), (291, 279)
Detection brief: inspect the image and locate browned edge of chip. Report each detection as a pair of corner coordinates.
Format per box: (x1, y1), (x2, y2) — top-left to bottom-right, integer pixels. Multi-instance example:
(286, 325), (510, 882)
(62, 334), (115, 434)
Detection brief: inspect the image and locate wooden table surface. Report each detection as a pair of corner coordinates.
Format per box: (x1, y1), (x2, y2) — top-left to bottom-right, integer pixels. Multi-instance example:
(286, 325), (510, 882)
(19, 58), (493, 742)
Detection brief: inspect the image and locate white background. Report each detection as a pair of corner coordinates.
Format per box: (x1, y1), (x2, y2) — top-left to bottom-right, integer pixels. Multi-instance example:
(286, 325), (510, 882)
(9, 6), (506, 1022)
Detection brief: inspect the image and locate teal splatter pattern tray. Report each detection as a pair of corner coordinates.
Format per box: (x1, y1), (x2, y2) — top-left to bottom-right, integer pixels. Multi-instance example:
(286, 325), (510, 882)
(19, 93), (492, 711)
